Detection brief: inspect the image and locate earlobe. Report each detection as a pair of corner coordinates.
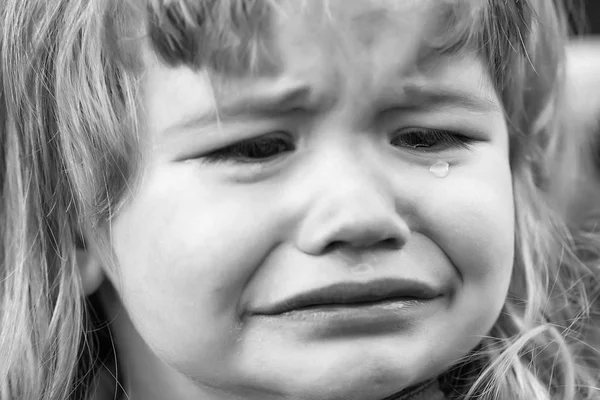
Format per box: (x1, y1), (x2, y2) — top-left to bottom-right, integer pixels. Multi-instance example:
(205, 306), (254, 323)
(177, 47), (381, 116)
(76, 247), (105, 296)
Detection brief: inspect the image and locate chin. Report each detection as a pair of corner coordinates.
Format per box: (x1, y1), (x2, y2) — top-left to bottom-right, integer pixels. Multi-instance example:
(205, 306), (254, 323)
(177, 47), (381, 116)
(236, 348), (441, 400)
(270, 372), (417, 400)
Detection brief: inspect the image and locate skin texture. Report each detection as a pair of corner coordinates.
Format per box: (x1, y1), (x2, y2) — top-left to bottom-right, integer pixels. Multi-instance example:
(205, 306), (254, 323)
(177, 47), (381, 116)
(90, 1), (515, 399)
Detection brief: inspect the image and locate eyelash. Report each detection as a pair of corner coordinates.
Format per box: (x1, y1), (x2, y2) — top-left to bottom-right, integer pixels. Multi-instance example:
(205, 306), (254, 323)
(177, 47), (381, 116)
(199, 129), (474, 165)
(390, 129), (475, 152)
(201, 133), (295, 164)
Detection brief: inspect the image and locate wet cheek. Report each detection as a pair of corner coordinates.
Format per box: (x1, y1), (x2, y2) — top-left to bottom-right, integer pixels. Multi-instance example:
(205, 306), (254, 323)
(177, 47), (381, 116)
(426, 175), (515, 285)
(417, 174), (515, 354)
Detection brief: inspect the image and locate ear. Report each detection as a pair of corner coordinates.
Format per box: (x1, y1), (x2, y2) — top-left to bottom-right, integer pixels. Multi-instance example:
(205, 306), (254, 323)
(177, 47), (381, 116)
(76, 236), (105, 296)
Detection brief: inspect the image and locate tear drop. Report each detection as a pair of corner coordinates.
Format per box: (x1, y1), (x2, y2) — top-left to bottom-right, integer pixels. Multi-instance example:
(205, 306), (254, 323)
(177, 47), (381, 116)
(429, 161), (450, 178)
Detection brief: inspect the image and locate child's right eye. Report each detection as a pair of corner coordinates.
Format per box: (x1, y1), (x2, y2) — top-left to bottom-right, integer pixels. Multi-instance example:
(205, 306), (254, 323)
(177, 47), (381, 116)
(201, 133), (295, 164)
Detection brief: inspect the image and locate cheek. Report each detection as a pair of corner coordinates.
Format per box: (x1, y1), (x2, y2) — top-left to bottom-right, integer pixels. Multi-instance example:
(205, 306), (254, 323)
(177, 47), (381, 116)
(410, 155), (514, 361)
(421, 155), (514, 320)
(108, 167), (277, 362)
(440, 186), (514, 283)
(426, 152), (514, 278)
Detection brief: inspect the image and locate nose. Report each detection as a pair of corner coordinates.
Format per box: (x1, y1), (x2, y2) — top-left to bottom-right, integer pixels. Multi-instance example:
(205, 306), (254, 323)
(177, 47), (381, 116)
(295, 154), (411, 255)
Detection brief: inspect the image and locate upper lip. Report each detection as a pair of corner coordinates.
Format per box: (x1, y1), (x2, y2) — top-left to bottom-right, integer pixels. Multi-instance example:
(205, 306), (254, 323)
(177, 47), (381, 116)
(251, 279), (441, 316)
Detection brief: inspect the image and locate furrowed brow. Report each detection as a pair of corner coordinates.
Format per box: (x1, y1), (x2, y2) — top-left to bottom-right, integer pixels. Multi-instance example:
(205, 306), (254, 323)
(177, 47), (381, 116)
(164, 83), (315, 136)
(385, 83), (502, 114)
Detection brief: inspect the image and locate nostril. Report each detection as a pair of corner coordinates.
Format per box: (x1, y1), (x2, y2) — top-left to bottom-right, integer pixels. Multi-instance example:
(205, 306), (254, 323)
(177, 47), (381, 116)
(323, 237), (404, 254)
(323, 241), (345, 254)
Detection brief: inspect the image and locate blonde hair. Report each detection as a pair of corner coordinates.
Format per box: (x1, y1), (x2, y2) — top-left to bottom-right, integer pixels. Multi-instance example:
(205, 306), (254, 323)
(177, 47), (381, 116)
(0, 1), (598, 399)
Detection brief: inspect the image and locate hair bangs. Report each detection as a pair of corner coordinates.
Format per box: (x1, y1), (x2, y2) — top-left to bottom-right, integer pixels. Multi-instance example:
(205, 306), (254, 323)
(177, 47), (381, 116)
(143, 0), (278, 76)
(425, 0), (534, 94)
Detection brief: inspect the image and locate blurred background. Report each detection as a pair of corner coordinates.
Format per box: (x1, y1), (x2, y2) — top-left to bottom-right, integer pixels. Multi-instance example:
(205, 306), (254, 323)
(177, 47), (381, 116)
(551, 0), (600, 227)
(584, 0), (600, 34)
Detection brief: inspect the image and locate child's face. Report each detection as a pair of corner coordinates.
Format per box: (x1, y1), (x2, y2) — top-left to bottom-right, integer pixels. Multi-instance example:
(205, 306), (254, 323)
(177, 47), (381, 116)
(104, 1), (514, 398)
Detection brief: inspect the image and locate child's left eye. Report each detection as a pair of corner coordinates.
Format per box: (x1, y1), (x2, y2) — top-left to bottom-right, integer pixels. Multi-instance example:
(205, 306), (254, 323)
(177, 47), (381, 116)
(391, 129), (475, 152)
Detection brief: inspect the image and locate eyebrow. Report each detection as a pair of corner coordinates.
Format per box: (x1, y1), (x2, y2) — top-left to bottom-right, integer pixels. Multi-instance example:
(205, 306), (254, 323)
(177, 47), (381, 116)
(166, 80), (502, 136)
(167, 84), (317, 135)
(392, 83), (502, 114)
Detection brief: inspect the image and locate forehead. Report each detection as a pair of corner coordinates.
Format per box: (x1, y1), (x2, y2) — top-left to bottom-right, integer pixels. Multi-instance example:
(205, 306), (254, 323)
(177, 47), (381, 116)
(142, 0), (486, 78)
(271, 0), (440, 72)
(276, 0), (438, 41)
(142, 0), (489, 77)
(198, 0), (489, 108)
(140, 0), (499, 131)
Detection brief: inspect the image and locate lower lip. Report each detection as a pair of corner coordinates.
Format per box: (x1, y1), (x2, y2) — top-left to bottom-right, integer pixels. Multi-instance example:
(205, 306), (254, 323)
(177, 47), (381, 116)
(252, 297), (442, 335)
